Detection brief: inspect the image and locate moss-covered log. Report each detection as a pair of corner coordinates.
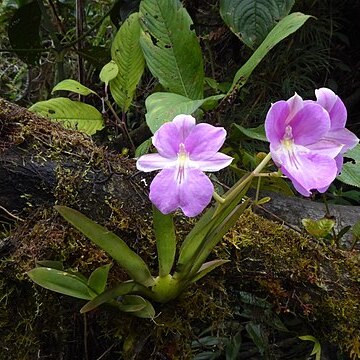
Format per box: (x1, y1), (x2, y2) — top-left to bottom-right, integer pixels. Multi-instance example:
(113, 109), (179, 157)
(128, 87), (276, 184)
(0, 98), (359, 359)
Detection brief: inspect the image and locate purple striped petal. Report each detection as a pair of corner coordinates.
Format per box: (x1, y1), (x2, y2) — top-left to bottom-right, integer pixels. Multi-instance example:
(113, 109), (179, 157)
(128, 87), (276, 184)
(172, 114), (196, 142)
(280, 148), (337, 195)
(324, 128), (359, 153)
(149, 167), (213, 217)
(152, 122), (181, 158)
(290, 103), (330, 145)
(315, 88), (347, 128)
(190, 152), (233, 171)
(136, 153), (176, 172)
(265, 101), (290, 146)
(185, 123), (227, 159)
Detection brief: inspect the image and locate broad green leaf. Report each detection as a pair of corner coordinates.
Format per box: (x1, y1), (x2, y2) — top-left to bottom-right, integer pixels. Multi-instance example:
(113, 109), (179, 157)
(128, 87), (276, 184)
(139, 0), (204, 100)
(302, 218), (335, 238)
(145, 92), (224, 133)
(55, 206), (155, 287)
(99, 60), (119, 86)
(28, 267), (93, 300)
(80, 281), (152, 313)
(153, 206), (176, 277)
(337, 162), (360, 188)
(88, 264), (112, 294)
(344, 144), (360, 162)
(190, 259), (230, 284)
(52, 79), (97, 96)
(351, 219), (360, 240)
(299, 335), (322, 360)
(220, 0), (295, 49)
(229, 12), (311, 92)
(135, 138), (152, 157)
(29, 98), (104, 135)
(232, 124), (267, 142)
(110, 12), (145, 112)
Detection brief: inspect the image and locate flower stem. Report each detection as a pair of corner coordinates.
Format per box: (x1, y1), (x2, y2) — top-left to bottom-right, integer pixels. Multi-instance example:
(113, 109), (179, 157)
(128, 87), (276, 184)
(213, 191), (225, 204)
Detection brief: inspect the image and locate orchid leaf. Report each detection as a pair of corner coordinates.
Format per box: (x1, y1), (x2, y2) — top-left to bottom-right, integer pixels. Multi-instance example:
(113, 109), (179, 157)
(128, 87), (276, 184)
(145, 92), (224, 133)
(189, 199), (250, 277)
(190, 259), (230, 284)
(29, 98), (104, 135)
(55, 206), (155, 287)
(299, 335), (322, 360)
(153, 206), (176, 277)
(135, 138), (152, 157)
(139, 0), (204, 100)
(28, 267), (94, 300)
(220, 0), (295, 49)
(110, 12), (145, 112)
(229, 12), (311, 92)
(176, 174), (251, 279)
(117, 295), (156, 318)
(88, 264), (112, 294)
(80, 281), (151, 313)
(36, 260), (64, 271)
(99, 60), (119, 86)
(51, 79), (97, 96)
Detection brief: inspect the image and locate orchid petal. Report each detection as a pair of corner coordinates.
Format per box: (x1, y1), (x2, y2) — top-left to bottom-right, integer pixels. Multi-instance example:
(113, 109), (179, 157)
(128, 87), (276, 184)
(178, 168), (214, 217)
(280, 146), (337, 195)
(306, 139), (343, 158)
(185, 123), (227, 159)
(324, 128), (359, 153)
(290, 103), (330, 145)
(136, 153), (176, 172)
(315, 88), (347, 128)
(190, 152), (233, 171)
(286, 92), (304, 123)
(152, 123), (181, 158)
(265, 101), (290, 146)
(172, 114), (196, 142)
(149, 169), (180, 215)
(149, 168), (213, 217)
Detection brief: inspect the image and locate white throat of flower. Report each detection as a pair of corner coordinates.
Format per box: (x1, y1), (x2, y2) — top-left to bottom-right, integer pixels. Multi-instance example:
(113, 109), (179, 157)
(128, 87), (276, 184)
(176, 143), (189, 184)
(281, 125), (300, 169)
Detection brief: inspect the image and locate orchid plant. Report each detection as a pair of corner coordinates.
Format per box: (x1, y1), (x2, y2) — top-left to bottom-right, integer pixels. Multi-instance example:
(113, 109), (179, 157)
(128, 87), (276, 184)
(28, 88), (358, 319)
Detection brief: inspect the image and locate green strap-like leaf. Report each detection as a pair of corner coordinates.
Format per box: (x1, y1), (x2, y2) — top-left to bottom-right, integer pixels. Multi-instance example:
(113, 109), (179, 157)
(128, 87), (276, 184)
(29, 97), (104, 135)
(110, 12), (145, 112)
(189, 259), (230, 284)
(229, 12), (311, 93)
(145, 92), (224, 133)
(52, 79), (97, 96)
(139, 0), (204, 100)
(55, 206), (155, 287)
(28, 267), (93, 300)
(153, 206), (176, 277)
(80, 281), (153, 313)
(220, 0), (295, 49)
(88, 264), (112, 294)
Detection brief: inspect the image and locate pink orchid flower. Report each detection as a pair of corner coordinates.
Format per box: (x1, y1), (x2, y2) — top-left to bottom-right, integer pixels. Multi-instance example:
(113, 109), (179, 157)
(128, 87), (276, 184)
(136, 115), (233, 217)
(265, 88), (359, 196)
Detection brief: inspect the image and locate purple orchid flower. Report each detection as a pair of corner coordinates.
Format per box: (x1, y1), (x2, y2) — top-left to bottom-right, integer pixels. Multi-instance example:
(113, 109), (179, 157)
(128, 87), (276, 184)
(136, 115), (233, 217)
(265, 88), (359, 196)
